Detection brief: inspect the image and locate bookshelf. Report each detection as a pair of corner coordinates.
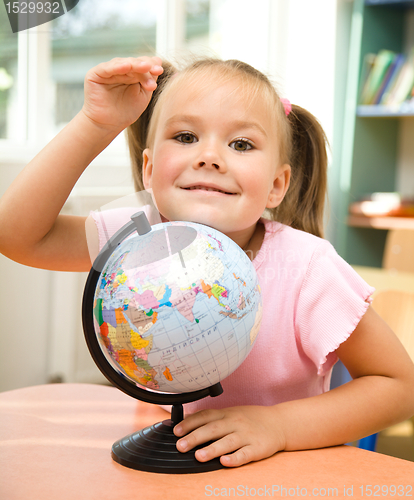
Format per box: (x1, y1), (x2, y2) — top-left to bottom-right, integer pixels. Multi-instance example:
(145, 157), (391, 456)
(347, 214), (414, 230)
(357, 104), (414, 117)
(336, 0), (414, 267)
(365, 0), (414, 6)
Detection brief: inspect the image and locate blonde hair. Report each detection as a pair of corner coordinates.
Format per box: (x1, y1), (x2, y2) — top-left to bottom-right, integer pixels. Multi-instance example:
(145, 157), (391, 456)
(127, 58), (328, 238)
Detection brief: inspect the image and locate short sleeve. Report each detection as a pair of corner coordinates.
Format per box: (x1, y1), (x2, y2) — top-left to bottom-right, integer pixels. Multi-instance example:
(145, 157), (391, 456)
(295, 240), (375, 376)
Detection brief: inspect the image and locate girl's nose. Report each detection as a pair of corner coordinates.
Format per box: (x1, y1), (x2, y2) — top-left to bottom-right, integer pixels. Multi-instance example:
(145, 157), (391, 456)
(194, 146), (226, 172)
(198, 160), (220, 170)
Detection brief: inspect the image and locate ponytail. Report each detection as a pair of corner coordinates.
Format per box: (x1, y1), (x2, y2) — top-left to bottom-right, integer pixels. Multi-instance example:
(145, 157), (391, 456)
(127, 61), (177, 192)
(270, 105), (328, 238)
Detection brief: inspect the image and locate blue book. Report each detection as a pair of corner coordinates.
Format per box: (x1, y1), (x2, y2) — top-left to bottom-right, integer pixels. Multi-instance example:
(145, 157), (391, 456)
(375, 54), (405, 104)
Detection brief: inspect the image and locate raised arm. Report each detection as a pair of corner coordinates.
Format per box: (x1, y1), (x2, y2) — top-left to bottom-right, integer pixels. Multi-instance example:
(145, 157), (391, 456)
(173, 306), (414, 467)
(0, 57), (163, 272)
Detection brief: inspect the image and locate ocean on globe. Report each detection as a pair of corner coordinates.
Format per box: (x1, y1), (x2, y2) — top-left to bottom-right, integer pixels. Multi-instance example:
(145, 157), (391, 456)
(92, 220), (262, 394)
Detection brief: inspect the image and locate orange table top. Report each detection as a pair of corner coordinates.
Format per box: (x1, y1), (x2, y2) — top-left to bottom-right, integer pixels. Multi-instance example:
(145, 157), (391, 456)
(1, 383), (413, 500)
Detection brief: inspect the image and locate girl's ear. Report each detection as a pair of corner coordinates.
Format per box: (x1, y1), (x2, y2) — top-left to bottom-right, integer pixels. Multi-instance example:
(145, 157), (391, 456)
(266, 164), (291, 209)
(142, 148), (153, 189)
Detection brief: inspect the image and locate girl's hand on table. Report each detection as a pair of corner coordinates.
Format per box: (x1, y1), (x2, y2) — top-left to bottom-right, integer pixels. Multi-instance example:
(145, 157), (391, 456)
(174, 405), (285, 468)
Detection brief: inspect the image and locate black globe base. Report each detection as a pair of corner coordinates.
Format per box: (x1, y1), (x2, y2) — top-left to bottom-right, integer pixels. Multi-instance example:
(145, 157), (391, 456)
(111, 418), (224, 474)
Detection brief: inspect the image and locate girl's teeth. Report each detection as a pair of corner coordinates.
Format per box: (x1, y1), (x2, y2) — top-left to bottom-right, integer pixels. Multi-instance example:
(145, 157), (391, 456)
(190, 186), (220, 192)
(185, 186), (234, 194)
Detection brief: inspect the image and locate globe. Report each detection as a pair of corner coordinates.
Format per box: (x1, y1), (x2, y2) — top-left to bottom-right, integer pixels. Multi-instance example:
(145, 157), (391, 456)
(82, 211), (262, 474)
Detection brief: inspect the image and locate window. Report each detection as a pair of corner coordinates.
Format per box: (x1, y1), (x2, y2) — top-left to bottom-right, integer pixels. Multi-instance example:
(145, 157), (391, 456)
(51, 0), (157, 131)
(48, 0), (212, 134)
(184, 0), (211, 56)
(0, 5), (18, 140)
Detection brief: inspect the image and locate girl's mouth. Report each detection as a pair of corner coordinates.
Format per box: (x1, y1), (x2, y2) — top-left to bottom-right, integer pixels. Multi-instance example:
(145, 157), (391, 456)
(183, 185), (236, 195)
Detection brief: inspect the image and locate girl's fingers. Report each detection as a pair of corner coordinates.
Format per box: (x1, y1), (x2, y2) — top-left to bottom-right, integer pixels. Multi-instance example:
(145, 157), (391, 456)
(174, 406), (281, 468)
(175, 412), (230, 453)
(122, 57), (163, 77)
(89, 57), (164, 84)
(192, 433), (272, 468)
(219, 446), (256, 468)
(194, 432), (245, 462)
(178, 428), (255, 467)
(174, 409), (222, 437)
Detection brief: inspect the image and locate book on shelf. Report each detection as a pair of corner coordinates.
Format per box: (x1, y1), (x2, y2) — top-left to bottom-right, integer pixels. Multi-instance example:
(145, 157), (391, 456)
(358, 49), (414, 108)
(359, 53), (377, 100)
(375, 53), (405, 104)
(383, 54), (414, 105)
(359, 50), (396, 105)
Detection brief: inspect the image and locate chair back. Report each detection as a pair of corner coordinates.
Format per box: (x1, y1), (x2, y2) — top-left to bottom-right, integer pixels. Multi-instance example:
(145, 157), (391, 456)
(382, 230), (414, 273)
(372, 289), (414, 363)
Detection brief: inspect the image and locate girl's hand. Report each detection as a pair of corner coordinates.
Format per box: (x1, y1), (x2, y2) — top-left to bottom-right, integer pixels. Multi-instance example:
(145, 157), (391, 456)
(174, 406), (286, 468)
(82, 56), (164, 133)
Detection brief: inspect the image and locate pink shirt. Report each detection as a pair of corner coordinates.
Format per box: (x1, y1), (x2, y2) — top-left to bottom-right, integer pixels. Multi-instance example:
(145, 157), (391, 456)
(90, 208), (374, 412)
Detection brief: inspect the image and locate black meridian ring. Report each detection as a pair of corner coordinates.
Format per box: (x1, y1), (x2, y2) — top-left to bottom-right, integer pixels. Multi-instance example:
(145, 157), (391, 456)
(81, 212), (223, 405)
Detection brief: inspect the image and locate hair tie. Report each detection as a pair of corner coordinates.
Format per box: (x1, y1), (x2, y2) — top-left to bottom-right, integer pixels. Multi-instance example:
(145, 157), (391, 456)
(280, 98), (291, 116)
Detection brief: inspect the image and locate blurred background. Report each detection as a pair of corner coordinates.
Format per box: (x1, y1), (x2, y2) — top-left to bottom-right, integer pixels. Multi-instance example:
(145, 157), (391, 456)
(0, 0), (413, 459)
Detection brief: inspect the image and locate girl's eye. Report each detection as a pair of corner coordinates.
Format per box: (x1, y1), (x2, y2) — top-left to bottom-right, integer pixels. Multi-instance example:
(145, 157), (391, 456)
(175, 133), (197, 144)
(230, 139), (253, 152)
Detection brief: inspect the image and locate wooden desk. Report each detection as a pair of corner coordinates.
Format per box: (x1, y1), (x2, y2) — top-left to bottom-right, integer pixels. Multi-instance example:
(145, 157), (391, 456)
(1, 384), (413, 500)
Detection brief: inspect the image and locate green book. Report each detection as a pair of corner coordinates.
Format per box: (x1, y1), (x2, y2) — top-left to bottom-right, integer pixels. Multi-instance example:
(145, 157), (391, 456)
(383, 50), (414, 106)
(359, 50), (396, 105)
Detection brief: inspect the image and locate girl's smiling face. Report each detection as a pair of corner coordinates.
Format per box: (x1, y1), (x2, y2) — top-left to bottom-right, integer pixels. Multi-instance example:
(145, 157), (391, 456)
(142, 74), (290, 248)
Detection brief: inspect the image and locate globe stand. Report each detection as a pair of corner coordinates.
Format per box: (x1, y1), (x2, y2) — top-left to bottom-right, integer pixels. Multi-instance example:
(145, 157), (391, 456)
(111, 402), (224, 473)
(81, 213), (237, 473)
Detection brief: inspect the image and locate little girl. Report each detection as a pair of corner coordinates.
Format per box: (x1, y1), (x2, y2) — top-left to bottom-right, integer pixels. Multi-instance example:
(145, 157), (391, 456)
(0, 56), (413, 468)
